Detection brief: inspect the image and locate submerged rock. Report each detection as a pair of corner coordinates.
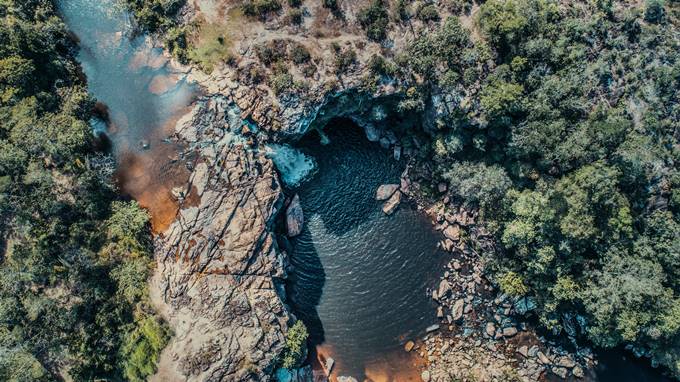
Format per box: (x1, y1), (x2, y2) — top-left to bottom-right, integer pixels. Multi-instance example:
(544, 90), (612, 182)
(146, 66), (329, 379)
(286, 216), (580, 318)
(287, 194), (304, 237)
(382, 190), (402, 215)
(375, 184), (399, 201)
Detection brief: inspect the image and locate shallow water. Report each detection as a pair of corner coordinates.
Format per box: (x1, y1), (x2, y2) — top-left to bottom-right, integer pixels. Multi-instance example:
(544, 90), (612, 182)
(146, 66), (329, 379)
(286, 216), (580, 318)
(287, 121), (449, 380)
(57, 0), (199, 232)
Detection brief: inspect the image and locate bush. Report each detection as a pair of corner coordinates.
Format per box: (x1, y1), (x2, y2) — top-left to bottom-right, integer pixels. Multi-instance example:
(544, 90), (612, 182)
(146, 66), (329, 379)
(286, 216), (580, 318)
(417, 4), (440, 22)
(281, 321), (309, 369)
(290, 43), (311, 64)
(241, 0), (282, 19)
(332, 46), (357, 74)
(287, 8), (304, 24)
(288, 0), (302, 7)
(270, 72), (295, 95)
(357, 0), (390, 41)
(120, 316), (172, 382)
(644, 0), (665, 23)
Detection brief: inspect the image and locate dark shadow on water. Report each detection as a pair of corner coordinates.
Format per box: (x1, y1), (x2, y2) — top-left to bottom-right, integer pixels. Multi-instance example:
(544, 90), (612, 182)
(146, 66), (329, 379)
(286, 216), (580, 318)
(285, 223), (327, 346)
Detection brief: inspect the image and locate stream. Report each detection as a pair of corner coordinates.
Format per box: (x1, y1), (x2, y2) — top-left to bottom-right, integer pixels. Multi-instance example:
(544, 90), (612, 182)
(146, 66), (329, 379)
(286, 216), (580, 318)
(56, 1), (673, 381)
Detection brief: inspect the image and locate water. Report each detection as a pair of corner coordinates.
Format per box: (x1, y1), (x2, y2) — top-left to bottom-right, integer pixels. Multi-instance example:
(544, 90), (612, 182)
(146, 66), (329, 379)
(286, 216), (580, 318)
(286, 121), (449, 380)
(57, 0), (199, 232)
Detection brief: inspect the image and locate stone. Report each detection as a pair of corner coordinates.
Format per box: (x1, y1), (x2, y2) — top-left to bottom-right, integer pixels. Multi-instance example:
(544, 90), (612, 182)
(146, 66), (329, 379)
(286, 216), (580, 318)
(453, 261), (462, 270)
(452, 299), (465, 321)
(421, 370), (431, 382)
(325, 357), (335, 373)
(517, 345), (529, 358)
(338, 377), (358, 382)
(527, 345), (540, 358)
(557, 356), (576, 369)
(438, 183), (447, 193)
(394, 145), (401, 161)
(437, 306), (444, 318)
(364, 124), (380, 142)
(404, 341), (415, 352)
(375, 184), (399, 201)
(537, 351), (551, 365)
(438, 279), (452, 298)
(426, 324), (440, 333)
(382, 191), (402, 215)
(485, 322), (496, 337)
(286, 194), (304, 237)
(552, 366), (568, 379)
(572, 366), (584, 378)
(502, 327), (518, 337)
(443, 224), (461, 241)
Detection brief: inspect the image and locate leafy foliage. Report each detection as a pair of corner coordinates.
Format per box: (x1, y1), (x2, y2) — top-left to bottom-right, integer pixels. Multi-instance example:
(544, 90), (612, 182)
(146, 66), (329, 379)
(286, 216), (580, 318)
(281, 321), (309, 369)
(0, 1), (167, 380)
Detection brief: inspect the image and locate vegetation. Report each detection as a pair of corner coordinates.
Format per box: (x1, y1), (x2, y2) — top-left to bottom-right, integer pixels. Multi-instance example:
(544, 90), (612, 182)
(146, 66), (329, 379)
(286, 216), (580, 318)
(357, 0), (390, 41)
(0, 0), (167, 380)
(389, 0), (680, 376)
(241, 0), (282, 20)
(280, 321), (309, 369)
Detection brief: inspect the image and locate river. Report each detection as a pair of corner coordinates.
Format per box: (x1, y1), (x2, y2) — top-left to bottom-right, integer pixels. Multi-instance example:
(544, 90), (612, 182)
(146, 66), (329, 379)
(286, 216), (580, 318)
(56, 1), (673, 381)
(57, 0), (199, 232)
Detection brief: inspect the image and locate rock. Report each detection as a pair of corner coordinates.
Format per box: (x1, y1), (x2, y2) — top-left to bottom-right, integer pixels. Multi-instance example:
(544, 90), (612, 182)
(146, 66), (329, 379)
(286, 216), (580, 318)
(364, 124), (380, 142)
(502, 327), (518, 337)
(375, 184), (399, 201)
(552, 366), (568, 379)
(152, 97), (290, 381)
(557, 356), (576, 369)
(485, 322), (496, 337)
(443, 224), (461, 241)
(421, 370), (431, 382)
(514, 296), (538, 315)
(517, 345), (529, 358)
(452, 299), (465, 321)
(382, 191), (402, 215)
(426, 324), (440, 333)
(537, 351), (551, 365)
(437, 306), (444, 318)
(338, 377), (358, 382)
(139, 139), (150, 149)
(452, 261), (462, 270)
(572, 365), (584, 378)
(404, 341), (415, 352)
(325, 357), (335, 373)
(287, 194), (304, 237)
(438, 279), (452, 298)
(394, 145), (401, 161)
(438, 183), (447, 193)
(528, 345), (540, 358)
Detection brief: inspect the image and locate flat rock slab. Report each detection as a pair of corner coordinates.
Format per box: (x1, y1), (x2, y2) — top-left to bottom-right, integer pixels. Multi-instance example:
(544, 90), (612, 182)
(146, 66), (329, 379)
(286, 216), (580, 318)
(382, 190), (402, 215)
(375, 183), (399, 201)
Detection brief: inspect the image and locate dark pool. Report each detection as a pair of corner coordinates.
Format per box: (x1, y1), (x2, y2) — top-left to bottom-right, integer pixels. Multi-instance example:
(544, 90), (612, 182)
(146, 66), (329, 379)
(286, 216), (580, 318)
(286, 121), (449, 380)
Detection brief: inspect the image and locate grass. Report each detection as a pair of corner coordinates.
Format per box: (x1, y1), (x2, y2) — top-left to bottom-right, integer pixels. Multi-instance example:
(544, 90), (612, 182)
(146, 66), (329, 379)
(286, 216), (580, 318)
(187, 21), (234, 73)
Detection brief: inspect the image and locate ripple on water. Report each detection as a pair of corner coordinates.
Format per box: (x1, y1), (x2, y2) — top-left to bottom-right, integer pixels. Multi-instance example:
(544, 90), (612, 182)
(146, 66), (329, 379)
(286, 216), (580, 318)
(286, 121), (449, 380)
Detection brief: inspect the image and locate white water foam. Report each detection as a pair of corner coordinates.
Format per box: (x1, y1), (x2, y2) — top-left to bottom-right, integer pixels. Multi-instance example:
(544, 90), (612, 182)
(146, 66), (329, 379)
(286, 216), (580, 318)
(264, 144), (317, 187)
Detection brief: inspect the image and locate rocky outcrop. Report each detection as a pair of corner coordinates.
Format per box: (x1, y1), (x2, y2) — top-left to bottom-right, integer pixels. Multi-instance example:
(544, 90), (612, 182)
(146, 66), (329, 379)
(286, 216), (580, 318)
(150, 96), (291, 382)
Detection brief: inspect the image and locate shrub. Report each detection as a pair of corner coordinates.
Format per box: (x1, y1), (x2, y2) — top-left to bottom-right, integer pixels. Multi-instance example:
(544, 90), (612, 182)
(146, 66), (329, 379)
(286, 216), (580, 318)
(644, 0), (665, 23)
(290, 43), (311, 64)
(241, 0), (282, 19)
(417, 4), (440, 22)
(357, 0), (390, 41)
(270, 72), (295, 95)
(288, 0), (302, 7)
(281, 321), (309, 369)
(120, 316), (172, 382)
(287, 8), (304, 24)
(323, 0), (339, 10)
(333, 46), (357, 74)
(499, 271), (529, 296)
(255, 40), (288, 66)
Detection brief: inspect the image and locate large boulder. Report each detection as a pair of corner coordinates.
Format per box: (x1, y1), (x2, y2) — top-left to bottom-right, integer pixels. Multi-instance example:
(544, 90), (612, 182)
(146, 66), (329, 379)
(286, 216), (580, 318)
(375, 184), (399, 201)
(382, 191), (402, 214)
(451, 299), (465, 321)
(286, 194), (304, 237)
